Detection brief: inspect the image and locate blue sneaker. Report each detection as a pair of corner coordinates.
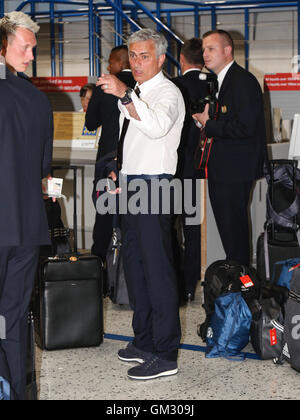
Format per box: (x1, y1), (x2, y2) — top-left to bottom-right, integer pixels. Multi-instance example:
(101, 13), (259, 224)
(118, 342), (152, 364)
(127, 356), (178, 380)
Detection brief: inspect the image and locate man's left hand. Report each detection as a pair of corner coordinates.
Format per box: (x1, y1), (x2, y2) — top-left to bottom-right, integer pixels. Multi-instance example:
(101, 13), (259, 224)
(97, 74), (127, 98)
(193, 103), (210, 128)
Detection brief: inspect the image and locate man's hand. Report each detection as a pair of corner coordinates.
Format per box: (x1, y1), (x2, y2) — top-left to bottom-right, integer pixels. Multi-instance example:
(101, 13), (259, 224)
(193, 103), (210, 128)
(97, 74), (127, 98)
(42, 175), (56, 202)
(107, 171), (121, 195)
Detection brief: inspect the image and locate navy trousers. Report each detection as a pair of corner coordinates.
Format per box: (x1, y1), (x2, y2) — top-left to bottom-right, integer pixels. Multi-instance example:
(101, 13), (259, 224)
(121, 177), (181, 362)
(0, 246), (39, 400)
(208, 179), (253, 266)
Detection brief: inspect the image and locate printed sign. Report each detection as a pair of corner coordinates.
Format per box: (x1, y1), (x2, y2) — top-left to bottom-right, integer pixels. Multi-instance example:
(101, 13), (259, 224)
(264, 73), (300, 91)
(32, 76), (89, 93)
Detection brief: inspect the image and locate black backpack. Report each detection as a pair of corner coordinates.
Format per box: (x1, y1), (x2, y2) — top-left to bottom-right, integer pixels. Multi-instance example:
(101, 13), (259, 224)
(198, 260), (260, 341)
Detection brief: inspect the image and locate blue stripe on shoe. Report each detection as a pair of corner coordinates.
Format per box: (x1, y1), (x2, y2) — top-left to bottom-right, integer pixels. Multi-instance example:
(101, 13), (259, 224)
(103, 333), (261, 361)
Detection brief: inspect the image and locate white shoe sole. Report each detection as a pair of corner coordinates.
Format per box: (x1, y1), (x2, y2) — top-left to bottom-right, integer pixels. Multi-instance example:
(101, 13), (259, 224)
(118, 355), (144, 364)
(128, 368), (178, 380)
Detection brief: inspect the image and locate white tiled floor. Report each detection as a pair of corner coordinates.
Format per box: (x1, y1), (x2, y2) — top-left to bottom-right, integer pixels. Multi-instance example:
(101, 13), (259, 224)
(36, 282), (300, 401)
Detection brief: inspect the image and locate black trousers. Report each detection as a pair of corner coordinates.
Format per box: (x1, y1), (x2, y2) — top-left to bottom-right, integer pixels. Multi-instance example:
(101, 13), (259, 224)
(91, 212), (113, 261)
(208, 179), (253, 266)
(121, 177), (181, 362)
(0, 246), (39, 400)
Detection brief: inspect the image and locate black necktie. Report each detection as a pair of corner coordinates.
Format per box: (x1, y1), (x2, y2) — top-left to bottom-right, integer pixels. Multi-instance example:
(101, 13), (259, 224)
(117, 86), (140, 171)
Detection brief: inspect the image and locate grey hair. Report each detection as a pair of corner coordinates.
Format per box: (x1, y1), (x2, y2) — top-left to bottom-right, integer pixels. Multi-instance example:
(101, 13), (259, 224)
(0, 11), (40, 36)
(127, 29), (168, 57)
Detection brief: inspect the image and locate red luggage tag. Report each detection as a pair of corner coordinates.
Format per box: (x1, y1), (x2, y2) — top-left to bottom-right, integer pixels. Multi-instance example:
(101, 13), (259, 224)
(240, 275), (254, 288)
(270, 328), (277, 346)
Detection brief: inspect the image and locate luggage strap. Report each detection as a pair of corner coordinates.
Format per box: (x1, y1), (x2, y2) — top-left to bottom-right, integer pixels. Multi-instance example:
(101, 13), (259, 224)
(195, 102), (219, 179)
(289, 290), (300, 304)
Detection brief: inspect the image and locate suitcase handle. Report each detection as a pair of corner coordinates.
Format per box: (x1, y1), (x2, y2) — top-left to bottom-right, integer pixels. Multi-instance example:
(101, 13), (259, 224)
(51, 165), (78, 253)
(269, 159), (298, 167)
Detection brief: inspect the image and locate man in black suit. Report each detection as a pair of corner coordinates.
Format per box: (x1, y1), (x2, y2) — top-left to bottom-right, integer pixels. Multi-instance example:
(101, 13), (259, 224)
(172, 38), (207, 302)
(86, 45), (135, 160)
(0, 27), (53, 400)
(193, 30), (268, 266)
(86, 45), (135, 260)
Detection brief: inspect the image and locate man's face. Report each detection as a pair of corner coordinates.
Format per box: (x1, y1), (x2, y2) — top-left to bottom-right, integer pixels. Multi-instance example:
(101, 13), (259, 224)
(4, 27), (36, 73)
(202, 33), (232, 75)
(129, 40), (165, 85)
(107, 52), (123, 75)
(81, 89), (93, 112)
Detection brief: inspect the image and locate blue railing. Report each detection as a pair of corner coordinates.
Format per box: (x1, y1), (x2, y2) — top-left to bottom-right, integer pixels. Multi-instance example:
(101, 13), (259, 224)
(1, 0), (300, 75)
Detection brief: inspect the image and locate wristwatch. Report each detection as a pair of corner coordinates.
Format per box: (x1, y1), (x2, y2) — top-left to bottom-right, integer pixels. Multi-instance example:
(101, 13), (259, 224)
(120, 87), (133, 105)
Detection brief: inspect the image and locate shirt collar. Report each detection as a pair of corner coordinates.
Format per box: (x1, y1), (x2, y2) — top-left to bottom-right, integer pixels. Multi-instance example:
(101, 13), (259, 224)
(183, 68), (202, 76)
(217, 60), (234, 92)
(136, 71), (165, 95)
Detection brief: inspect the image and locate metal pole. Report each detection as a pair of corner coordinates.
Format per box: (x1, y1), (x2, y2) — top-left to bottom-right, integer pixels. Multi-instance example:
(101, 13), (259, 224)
(211, 6), (216, 30)
(95, 12), (101, 76)
(50, 0), (56, 77)
(31, 1), (37, 77)
(244, 8), (249, 71)
(58, 15), (64, 76)
(167, 12), (172, 75)
(194, 5), (200, 38)
(0, 0), (4, 18)
(88, 0), (94, 76)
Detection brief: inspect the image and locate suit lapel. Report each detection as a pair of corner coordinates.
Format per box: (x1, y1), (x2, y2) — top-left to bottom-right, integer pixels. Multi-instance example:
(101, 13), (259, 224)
(218, 61), (237, 101)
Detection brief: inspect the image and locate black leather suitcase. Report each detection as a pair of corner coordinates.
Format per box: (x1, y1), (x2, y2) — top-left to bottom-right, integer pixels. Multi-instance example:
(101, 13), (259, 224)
(34, 166), (103, 351)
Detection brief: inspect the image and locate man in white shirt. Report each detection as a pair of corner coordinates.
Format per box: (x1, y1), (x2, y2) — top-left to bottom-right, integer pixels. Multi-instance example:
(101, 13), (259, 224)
(98, 28), (185, 380)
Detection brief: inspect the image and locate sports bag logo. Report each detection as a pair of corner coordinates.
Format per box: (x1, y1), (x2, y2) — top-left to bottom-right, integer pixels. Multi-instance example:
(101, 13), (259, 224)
(291, 315), (300, 340)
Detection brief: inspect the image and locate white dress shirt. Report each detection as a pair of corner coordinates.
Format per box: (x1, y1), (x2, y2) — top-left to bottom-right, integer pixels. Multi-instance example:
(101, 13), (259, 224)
(216, 60), (234, 97)
(118, 71), (185, 175)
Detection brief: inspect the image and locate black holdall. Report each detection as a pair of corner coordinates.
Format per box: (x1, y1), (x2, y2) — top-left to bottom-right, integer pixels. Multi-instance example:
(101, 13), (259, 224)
(250, 283), (288, 360)
(198, 260), (260, 341)
(278, 266), (300, 371)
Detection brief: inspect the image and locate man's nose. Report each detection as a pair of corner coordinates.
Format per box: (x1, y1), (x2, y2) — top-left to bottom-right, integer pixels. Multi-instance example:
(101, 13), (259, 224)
(27, 48), (34, 61)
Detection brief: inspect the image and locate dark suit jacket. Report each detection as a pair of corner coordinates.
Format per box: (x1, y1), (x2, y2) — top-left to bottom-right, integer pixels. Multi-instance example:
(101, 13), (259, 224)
(0, 69), (53, 246)
(85, 70), (135, 160)
(172, 70), (207, 179)
(205, 61), (268, 183)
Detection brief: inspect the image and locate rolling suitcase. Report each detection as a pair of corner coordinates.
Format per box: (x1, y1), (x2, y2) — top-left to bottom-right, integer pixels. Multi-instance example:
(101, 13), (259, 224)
(256, 159), (300, 283)
(34, 165), (103, 351)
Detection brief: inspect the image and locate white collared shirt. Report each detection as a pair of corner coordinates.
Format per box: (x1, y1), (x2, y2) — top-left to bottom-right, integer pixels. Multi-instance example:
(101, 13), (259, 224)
(183, 68), (201, 76)
(217, 60), (234, 97)
(118, 71), (185, 175)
